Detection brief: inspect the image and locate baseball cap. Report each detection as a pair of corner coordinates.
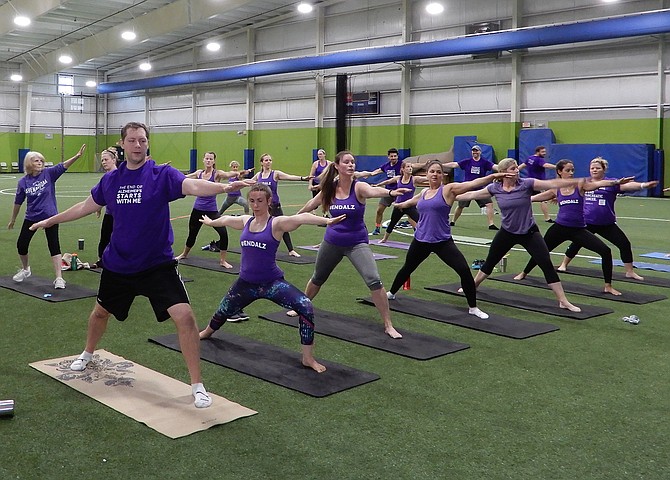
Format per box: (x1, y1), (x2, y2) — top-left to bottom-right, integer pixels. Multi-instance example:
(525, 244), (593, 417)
(471, 145), (482, 151)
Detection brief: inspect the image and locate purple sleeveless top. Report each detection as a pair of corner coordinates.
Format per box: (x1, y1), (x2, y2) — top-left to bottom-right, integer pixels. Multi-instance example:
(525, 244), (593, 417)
(415, 186), (452, 243)
(193, 170), (218, 211)
(395, 175), (416, 203)
(239, 217), (283, 284)
(583, 179), (620, 225)
(227, 175), (241, 197)
(313, 161), (328, 186)
(257, 170), (279, 204)
(324, 181), (368, 247)
(556, 187), (586, 228)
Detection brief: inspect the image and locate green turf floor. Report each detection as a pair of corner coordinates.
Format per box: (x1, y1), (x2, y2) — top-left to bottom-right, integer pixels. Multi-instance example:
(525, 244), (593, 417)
(1, 173), (669, 479)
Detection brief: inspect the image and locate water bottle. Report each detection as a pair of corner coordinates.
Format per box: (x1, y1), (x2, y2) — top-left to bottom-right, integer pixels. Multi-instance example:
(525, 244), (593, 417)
(71, 253), (79, 271)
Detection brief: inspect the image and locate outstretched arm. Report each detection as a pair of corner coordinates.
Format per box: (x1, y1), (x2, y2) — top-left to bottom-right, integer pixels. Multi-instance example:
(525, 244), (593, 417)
(355, 167), (382, 179)
(455, 187), (493, 203)
(619, 180), (658, 193)
(442, 161), (459, 169)
(200, 214), (249, 230)
(297, 192), (323, 214)
(30, 196), (102, 230)
(448, 172), (512, 196)
(530, 189), (556, 202)
(394, 191), (422, 210)
(357, 181), (410, 200)
(275, 170), (312, 182)
(273, 213), (347, 234)
(373, 175), (400, 187)
(62, 144), (87, 169)
(182, 177), (255, 196)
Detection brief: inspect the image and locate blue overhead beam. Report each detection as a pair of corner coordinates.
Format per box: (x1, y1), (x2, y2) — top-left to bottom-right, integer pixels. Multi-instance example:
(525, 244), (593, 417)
(99, 9), (670, 94)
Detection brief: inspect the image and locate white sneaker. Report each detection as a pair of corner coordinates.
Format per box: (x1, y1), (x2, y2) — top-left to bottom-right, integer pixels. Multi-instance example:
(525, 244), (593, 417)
(386, 291), (396, 300)
(54, 277), (66, 289)
(12, 267), (31, 282)
(468, 307), (489, 319)
(71, 352), (92, 371)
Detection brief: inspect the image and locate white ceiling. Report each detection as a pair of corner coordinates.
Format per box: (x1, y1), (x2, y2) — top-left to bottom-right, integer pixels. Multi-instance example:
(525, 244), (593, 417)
(0, 0), (317, 81)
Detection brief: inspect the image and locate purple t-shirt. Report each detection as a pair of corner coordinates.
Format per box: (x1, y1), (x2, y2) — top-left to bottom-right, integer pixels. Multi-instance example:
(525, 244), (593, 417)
(324, 181), (368, 247)
(239, 217), (283, 284)
(556, 188), (586, 228)
(395, 175), (416, 203)
(257, 170), (280, 204)
(487, 178), (536, 234)
(193, 170), (218, 211)
(524, 155), (548, 181)
(15, 164), (67, 221)
(457, 158), (495, 182)
(90, 160), (185, 274)
(379, 161), (402, 190)
(415, 186), (452, 243)
(583, 179), (620, 225)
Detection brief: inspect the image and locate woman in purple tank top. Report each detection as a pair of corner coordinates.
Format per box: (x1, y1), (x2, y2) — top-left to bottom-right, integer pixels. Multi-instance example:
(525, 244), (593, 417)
(199, 184), (346, 373)
(514, 160), (633, 296)
(308, 149), (332, 198)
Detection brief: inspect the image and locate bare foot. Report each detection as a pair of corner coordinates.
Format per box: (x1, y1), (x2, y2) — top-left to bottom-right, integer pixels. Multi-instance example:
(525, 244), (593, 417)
(556, 266), (567, 272)
(288, 250), (301, 257)
(603, 285), (622, 296)
(513, 272), (527, 281)
(220, 261), (233, 268)
(286, 310), (298, 317)
(199, 326), (215, 339)
(175, 254), (187, 261)
(559, 301), (582, 313)
(302, 357), (327, 373)
(625, 271), (644, 281)
(457, 287), (464, 293)
(385, 326), (403, 339)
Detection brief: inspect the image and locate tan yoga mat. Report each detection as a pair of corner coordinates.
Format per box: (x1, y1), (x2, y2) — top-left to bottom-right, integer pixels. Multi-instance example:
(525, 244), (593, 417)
(29, 349), (257, 438)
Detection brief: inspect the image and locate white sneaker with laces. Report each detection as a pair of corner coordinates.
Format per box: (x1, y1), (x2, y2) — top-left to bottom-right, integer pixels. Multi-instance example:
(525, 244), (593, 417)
(12, 267), (31, 282)
(54, 277), (66, 289)
(71, 352), (92, 371)
(386, 291), (396, 300)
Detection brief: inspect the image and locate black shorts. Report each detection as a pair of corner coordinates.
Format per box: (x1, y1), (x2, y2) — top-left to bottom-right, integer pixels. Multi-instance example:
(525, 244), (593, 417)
(457, 198), (491, 209)
(97, 260), (189, 322)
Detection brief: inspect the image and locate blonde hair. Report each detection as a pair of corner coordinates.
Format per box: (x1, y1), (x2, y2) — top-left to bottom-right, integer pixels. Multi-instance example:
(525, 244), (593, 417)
(590, 157), (609, 172)
(495, 158), (518, 182)
(23, 151), (46, 176)
(229, 160), (240, 168)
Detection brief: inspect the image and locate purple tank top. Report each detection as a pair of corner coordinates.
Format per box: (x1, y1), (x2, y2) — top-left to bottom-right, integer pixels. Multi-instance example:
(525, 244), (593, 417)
(313, 161), (328, 186)
(257, 170), (279, 204)
(193, 170), (218, 211)
(227, 175), (241, 197)
(239, 217), (284, 284)
(324, 181), (368, 247)
(395, 175), (416, 203)
(583, 179), (620, 225)
(555, 187), (586, 228)
(415, 186), (452, 243)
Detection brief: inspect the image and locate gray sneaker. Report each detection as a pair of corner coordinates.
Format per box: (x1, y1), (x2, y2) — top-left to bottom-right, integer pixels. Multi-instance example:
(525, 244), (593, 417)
(227, 311), (250, 322)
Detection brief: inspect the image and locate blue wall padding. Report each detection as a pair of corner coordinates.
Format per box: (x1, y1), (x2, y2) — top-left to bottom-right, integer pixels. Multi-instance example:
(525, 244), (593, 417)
(549, 143), (654, 197)
(355, 155), (389, 184)
(518, 128), (556, 165)
(652, 150), (664, 196)
(189, 149), (198, 173)
(243, 149), (255, 173)
(398, 149), (411, 161)
(18, 148), (29, 173)
(312, 149), (319, 162)
(507, 149), (519, 160)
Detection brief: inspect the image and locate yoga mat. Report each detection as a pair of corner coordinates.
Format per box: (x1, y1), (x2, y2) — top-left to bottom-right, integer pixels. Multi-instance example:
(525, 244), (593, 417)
(0, 275), (96, 302)
(227, 247), (316, 264)
(426, 283), (613, 320)
(260, 308), (469, 360)
(491, 274), (667, 305)
(298, 245), (397, 260)
(29, 349), (257, 439)
(150, 332), (379, 398)
(370, 239), (411, 250)
(358, 295), (559, 339)
(591, 259), (670, 273)
(177, 256), (240, 274)
(639, 252), (670, 261)
(452, 235), (492, 245)
(557, 266), (670, 289)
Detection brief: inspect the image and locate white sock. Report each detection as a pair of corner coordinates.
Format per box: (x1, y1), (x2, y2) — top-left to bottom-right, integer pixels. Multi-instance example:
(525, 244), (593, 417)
(192, 383), (212, 408)
(468, 307), (489, 319)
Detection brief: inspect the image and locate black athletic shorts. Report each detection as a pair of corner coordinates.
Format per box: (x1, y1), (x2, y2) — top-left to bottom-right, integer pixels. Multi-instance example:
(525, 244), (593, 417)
(97, 260), (189, 322)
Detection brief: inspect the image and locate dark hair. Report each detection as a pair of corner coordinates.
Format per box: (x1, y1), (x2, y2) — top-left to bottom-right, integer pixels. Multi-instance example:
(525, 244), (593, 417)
(424, 160), (443, 173)
(320, 150), (353, 213)
(205, 151), (217, 160)
(555, 159), (574, 173)
(121, 122), (149, 141)
(247, 184), (273, 213)
(387, 148), (399, 156)
(535, 146), (546, 154)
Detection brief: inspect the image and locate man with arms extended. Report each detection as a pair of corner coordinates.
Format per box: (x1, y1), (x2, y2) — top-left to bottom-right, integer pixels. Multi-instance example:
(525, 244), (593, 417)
(519, 145), (556, 222)
(357, 148), (402, 235)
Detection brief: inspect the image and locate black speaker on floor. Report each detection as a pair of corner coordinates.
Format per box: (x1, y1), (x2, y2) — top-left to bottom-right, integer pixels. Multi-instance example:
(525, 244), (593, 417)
(335, 73), (348, 153)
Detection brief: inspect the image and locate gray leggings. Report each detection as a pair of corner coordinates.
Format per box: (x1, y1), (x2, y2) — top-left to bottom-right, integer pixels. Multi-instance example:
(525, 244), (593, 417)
(311, 240), (383, 290)
(219, 195), (249, 215)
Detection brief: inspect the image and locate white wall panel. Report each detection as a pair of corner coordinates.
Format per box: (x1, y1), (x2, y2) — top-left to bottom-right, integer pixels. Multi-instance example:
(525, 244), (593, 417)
(108, 112), (145, 130)
(256, 21), (316, 54)
(108, 96), (145, 113)
(255, 80), (315, 102)
(149, 92), (192, 109)
(254, 98), (314, 122)
(0, 110), (19, 125)
(149, 107), (193, 126)
(411, 61), (512, 89)
(325, 4), (402, 45)
(197, 104), (246, 124)
(197, 85), (246, 105)
(412, 84), (510, 115)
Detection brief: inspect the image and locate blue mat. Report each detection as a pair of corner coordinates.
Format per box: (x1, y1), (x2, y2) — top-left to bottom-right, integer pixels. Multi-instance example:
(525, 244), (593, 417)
(640, 252), (670, 261)
(591, 259), (670, 273)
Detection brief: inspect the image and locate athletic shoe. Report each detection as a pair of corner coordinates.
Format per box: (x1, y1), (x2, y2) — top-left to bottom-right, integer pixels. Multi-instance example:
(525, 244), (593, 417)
(371, 227), (381, 235)
(54, 277), (66, 289)
(545, 219), (554, 223)
(386, 292), (396, 300)
(469, 307), (489, 319)
(397, 220), (411, 229)
(450, 221), (455, 226)
(227, 311), (250, 322)
(488, 225), (499, 230)
(12, 267), (31, 282)
(622, 315), (640, 325)
(71, 353), (92, 371)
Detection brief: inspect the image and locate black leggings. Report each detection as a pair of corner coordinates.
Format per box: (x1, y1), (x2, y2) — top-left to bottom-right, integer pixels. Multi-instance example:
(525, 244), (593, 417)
(385, 206), (419, 234)
(17, 219), (60, 256)
(186, 208), (228, 250)
(565, 223), (633, 264)
(270, 203), (294, 251)
(98, 213), (114, 259)
(483, 226), (560, 284)
(523, 223), (613, 283)
(390, 238), (478, 307)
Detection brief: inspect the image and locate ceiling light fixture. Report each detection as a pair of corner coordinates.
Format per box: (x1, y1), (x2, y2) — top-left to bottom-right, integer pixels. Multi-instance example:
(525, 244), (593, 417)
(297, 2), (313, 14)
(139, 61), (152, 71)
(206, 42), (221, 52)
(59, 54), (73, 64)
(86, 80), (97, 88)
(14, 16), (31, 27)
(426, 2), (444, 15)
(10, 74), (23, 82)
(121, 31), (137, 41)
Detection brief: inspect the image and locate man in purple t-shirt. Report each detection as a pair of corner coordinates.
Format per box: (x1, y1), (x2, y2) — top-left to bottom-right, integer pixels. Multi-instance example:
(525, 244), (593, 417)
(30, 122), (252, 409)
(519, 146), (556, 223)
(357, 148), (402, 235)
(443, 145), (499, 230)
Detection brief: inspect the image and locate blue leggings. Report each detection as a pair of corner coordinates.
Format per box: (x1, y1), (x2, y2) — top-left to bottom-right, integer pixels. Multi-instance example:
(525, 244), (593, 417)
(209, 277), (315, 345)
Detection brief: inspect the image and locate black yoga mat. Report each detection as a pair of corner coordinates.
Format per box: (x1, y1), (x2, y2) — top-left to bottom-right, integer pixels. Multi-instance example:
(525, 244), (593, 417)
(425, 283), (613, 320)
(227, 247), (316, 264)
(491, 274), (666, 305)
(260, 308), (469, 360)
(177, 256), (240, 274)
(0, 275), (97, 302)
(558, 265), (670, 289)
(149, 332), (379, 398)
(358, 295), (559, 339)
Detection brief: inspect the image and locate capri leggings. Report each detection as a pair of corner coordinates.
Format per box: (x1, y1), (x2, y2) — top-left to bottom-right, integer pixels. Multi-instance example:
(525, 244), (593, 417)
(390, 238), (477, 307)
(311, 240), (383, 290)
(482, 226), (560, 284)
(219, 195), (249, 215)
(523, 223), (613, 283)
(17, 219), (60, 256)
(208, 277), (315, 345)
(385, 206), (419, 234)
(185, 208), (228, 250)
(564, 223), (633, 264)
(270, 203), (294, 251)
